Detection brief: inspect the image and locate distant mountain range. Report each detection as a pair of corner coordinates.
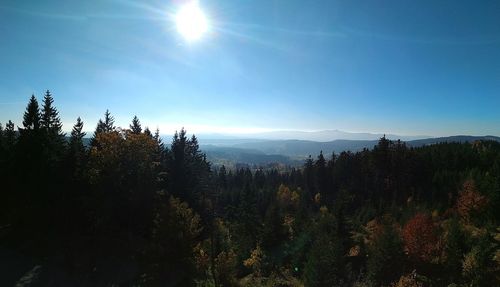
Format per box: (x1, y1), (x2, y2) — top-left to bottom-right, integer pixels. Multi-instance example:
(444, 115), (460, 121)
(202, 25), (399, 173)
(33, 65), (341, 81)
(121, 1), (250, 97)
(199, 135), (500, 166)
(83, 132), (500, 167)
(196, 129), (428, 142)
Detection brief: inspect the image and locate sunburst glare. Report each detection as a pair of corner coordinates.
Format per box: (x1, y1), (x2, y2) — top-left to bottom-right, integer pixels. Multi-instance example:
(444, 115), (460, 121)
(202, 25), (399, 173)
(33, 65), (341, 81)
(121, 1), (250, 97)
(175, 1), (209, 41)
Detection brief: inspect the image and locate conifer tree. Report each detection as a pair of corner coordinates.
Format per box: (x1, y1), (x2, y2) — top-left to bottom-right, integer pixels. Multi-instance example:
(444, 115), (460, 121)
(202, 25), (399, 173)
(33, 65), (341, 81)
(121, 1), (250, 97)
(0, 123), (3, 150)
(444, 217), (466, 283)
(95, 109), (115, 134)
(0, 124), (4, 167)
(303, 155), (316, 206)
(130, 115), (142, 134)
(315, 151), (329, 204)
(41, 90), (63, 136)
(91, 110), (115, 146)
(4, 120), (16, 149)
(153, 127), (165, 164)
(22, 95), (41, 131)
(303, 235), (344, 287)
(153, 128), (164, 150)
(41, 90), (66, 159)
(144, 127), (152, 138)
(366, 220), (405, 286)
(69, 117), (86, 155)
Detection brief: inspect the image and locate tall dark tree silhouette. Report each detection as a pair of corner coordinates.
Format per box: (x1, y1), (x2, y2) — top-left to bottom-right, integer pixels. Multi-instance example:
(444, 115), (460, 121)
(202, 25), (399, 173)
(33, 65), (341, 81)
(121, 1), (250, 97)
(153, 128), (164, 150)
(4, 120), (16, 149)
(95, 109), (115, 133)
(67, 117), (87, 177)
(91, 109), (115, 146)
(41, 90), (63, 135)
(130, 115), (142, 134)
(69, 117), (86, 149)
(144, 127), (152, 138)
(315, 151), (329, 204)
(0, 124), (4, 156)
(22, 95), (41, 131)
(41, 90), (66, 161)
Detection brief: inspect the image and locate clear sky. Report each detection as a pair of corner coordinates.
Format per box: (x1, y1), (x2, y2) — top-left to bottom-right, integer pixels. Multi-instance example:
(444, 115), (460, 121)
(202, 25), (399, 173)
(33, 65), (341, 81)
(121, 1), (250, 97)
(0, 0), (499, 136)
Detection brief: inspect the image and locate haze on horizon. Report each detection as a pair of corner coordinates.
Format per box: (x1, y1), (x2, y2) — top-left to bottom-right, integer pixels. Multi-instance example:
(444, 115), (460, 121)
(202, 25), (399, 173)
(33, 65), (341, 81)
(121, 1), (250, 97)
(0, 0), (499, 137)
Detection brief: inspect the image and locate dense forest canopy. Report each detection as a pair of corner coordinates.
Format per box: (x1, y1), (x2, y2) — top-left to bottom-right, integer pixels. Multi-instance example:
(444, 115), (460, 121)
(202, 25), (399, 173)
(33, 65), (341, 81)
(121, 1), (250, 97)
(0, 92), (499, 286)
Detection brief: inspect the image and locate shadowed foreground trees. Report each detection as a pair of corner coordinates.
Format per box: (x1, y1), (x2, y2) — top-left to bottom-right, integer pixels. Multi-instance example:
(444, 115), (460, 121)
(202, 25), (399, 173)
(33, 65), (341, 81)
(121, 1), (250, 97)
(0, 93), (499, 286)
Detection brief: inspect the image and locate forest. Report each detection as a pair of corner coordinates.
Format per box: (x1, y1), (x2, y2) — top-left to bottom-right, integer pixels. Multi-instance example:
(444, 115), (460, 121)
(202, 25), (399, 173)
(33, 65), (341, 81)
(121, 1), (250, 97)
(0, 92), (499, 287)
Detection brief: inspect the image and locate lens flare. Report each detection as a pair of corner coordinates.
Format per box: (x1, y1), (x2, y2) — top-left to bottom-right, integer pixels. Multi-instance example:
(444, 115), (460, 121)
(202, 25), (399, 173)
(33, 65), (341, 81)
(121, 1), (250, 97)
(175, 1), (209, 41)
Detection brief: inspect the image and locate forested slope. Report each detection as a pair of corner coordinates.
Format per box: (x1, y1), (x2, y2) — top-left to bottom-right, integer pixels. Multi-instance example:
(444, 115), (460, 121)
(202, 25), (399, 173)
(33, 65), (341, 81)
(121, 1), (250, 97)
(0, 93), (499, 286)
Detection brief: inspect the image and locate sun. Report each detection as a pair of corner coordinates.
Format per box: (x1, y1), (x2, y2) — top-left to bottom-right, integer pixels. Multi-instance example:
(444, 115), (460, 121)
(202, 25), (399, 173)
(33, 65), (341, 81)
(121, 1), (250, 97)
(175, 1), (209, 41)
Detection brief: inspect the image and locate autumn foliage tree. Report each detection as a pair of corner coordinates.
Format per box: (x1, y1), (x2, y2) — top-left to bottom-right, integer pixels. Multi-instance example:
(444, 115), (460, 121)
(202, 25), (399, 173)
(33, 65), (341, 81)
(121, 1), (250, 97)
(402, 213), (438, 263)
(456, 179), (488, 222)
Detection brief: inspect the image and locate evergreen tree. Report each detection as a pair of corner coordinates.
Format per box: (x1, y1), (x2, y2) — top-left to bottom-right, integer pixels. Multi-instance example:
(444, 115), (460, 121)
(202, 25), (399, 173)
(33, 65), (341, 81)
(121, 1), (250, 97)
(304, 155), (315, 205)
(130, 115), (142, 134)
(444, 217), (466, 284)
(95, 109), (115, 134)
(0, 123), (4, 169)
(153, 128), (164, 151)
(69, 117), (86, 159)
(144, 127), (152, 138)
(41, 90), (63, 135)
(4, 120), (16, 150)
(41, 90), (66, 159)
(153, 127), (165, 166)
(22, 95), (41, 131)
(91, 110), (115, 146)
(303, 235), (344, 287)
(315, 151), (329, 204)
(366, 220), (405, 286)
(0, 123), (3, 151)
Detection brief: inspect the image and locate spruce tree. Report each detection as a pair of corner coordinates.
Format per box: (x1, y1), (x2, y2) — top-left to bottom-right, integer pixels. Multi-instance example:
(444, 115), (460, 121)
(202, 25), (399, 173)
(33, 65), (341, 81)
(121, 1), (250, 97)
(315, 151), (329, 204)
(95, 109), (115, 134)
(366, 220), (405, 286)
(91, 110), (115, 146)
(0, 123), (3, 150)
(68, 117), (86, 179)
(22, 95), (41, 131)
(41, 90), (66, 158)
(153, 127), (165, 164)
(154, 128), (164, 150)
(144, 127), (152, 138)
(130, 115), (142, 134)
(69, 117), (86, 154)
(303, 235), (344, 287)
(41, 90), (63, 135)
(4, 120), (16, 149)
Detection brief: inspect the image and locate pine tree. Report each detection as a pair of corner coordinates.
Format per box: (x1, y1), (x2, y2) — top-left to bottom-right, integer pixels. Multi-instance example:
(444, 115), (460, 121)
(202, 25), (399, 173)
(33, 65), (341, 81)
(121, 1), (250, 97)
(69, 117), (86, 154)
(41, 90), (66, 158)
(0, 124), (4, 166)
(366, 220), (405, 286)
(91, 110), (115, 146)
(22, 95), (41, 131)
(144, 127), (152, 138)
(41, 90), (63, 136)
(303, 234), (344, 287)
(153, 127), (165, 164)
(95, 109), (115, 134)
(315, 151), (329, 204)
(130, 115), (142, 134)
(0, 123), (3, 150)
(444, 217), (466, 283)
(304, 155), (316, 205)
(4, 120), (16, 149)
(153, 128), (164, 150)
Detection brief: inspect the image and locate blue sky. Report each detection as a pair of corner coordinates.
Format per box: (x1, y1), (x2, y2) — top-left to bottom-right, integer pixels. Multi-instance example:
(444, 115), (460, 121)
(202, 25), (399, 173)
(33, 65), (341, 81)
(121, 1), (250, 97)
(0, 0), (499, 136)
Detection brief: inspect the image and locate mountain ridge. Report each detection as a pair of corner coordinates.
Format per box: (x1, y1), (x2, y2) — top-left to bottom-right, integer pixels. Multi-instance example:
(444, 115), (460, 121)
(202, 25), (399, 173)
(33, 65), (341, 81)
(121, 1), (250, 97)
(199, 135), (500, 165)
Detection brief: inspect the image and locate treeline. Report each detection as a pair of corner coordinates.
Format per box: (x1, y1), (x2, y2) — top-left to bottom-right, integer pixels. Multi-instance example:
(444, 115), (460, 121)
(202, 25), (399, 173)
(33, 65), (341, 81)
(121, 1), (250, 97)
(0, 92), (499, 286)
